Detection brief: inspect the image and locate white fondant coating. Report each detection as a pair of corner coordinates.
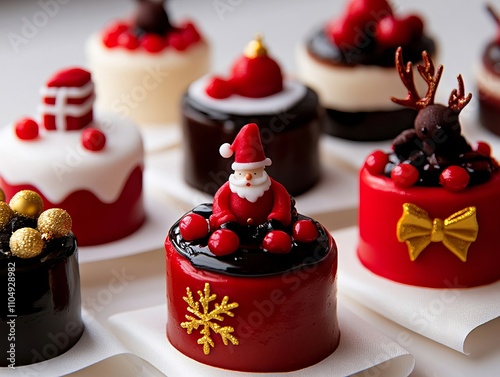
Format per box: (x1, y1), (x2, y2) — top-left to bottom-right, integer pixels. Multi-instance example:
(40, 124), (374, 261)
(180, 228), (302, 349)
(296, 43), (431, 112)
(188, 75), (307, 115)
(0, 114), (143, 204)
(38, 94), (95, 131)
(476, 63), (500, 100)
(86, 34), (210, 126)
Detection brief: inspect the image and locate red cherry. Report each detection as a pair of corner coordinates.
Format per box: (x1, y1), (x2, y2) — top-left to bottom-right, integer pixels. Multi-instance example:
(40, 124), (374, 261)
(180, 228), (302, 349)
(293, 220), (319, 243)
(179, 213), (209, 241)
(81, 128), (106, 151)
(168, 33), (187, 51)
(327, 16), (361, 47)
(181, 22), (201, 46)
(391, 163), (419, 187)
(102, 22), (129, 48)
(347, 0), (393, 21)
(474, 141), (492, 157)
(15, 118), (39, 140)
(406, 14), (424, 39)
(376, 16), (413, 47)
(440, 166), (470, 192)
(263, 230), (292, 254)
(117, 32), (139, 50)
(208, 229), (240, 256)
(365, 150), (389, 175)
(205, 77), (233, 99)
(141, 34), (165, 53)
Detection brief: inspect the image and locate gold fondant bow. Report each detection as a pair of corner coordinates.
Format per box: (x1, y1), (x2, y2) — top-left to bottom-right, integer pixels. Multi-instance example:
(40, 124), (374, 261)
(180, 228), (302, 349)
(396, 203), (478, 262)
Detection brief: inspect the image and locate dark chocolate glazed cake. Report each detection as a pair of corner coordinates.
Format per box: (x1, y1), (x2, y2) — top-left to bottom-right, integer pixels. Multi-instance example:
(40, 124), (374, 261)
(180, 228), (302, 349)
(0, 190), (83, 367)
(182, 35), (322, 197)
(297, 0), (436, 141)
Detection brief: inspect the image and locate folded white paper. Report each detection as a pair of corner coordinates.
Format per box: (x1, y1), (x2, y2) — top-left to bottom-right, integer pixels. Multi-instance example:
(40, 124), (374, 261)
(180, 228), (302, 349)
(108, 304), (414, 377)
(334, 227), (500, 355)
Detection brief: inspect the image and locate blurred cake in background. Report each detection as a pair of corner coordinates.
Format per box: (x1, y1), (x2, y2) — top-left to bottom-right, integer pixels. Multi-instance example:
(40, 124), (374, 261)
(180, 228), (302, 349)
(297, 0), (436, 141)
(182, 35), (322, 197)
(358, 48), (499, 288)
(0, 67), (145, 246)
(477, 4), (500, 136)
(86, 0), (210, 126)
(0, 189), (83, 366)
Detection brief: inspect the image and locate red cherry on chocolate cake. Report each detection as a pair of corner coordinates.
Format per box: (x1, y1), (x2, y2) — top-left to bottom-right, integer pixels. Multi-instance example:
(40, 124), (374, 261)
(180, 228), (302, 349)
(208, 229), (239, 256)
(391, 163), (419, 187)
(365, 150), (389, 175)
(376, 16), (414, 47)
(179, 213), (208, 241)
(440, 166), (470, 191)
(82, 128), (106, 151)
(346, 0), (393, 20)
(15, 118), (39, 140)
(263, 230), (292, 254)
(474, 141), (492, 157)
(205, 77), (234, 99)
(293, 220), (319, 243)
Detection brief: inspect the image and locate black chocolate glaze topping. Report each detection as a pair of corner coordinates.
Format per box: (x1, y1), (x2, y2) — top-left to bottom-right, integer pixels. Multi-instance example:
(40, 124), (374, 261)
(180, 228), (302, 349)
(306, 28), (436, 67)
(169, 204), (333, 277)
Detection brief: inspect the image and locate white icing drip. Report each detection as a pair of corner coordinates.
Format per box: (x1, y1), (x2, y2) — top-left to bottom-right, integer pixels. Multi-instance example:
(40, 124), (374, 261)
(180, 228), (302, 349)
(187, 75), (307, 115)
(296, 43), (431, 112)
(476, 63), (500, 100)
(0, 114), (143, 204)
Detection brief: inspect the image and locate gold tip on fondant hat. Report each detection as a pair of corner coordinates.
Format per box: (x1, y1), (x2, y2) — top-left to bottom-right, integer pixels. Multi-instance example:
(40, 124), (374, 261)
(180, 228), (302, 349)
(244, 33), (267, 58)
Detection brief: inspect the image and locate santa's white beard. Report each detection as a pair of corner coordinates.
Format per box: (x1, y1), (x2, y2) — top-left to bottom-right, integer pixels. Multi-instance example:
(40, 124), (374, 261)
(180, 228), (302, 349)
(229, 172), (271, 203)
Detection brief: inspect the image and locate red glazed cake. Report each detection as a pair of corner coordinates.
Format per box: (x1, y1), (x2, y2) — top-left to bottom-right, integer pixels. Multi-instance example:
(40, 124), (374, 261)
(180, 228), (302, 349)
(182, 35), (322, 197)
(165, 124), (339, 372)
(0, 68), (145, 246)
(358, 48), (500, 288)
(477, 4), (500, 136)
(1, 189), (83, 367)
(86, 0), (210, 126)
(297, 0), (436, 141)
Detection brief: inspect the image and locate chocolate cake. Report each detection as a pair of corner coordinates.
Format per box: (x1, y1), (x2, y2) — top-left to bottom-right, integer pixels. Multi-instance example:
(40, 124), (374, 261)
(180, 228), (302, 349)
(0, 190), (83, 367)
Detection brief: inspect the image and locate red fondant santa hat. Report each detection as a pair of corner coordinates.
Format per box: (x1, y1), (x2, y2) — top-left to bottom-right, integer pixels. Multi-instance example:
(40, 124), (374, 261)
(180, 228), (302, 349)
(219, 123), (272, 171)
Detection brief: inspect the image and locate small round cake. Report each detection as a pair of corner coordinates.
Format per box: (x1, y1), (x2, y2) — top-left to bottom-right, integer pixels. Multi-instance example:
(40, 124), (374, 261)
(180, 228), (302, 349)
(476, 4), (500, 136)
(0, 189), (83, 367)
(165, 124), (340, 372)
(182, 35), (322, 196)
(358, 49), (500, 288)
(297, 0), (436, 141)
(0, 67), (145, 246)
(86, 0), (210, 126)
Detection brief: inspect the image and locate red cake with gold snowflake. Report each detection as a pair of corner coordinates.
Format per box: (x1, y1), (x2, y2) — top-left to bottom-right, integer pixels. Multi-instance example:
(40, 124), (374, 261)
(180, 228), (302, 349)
(358, 48), (500, 287)
(165, 123), (339, 372)
(0, 67), (145, 246)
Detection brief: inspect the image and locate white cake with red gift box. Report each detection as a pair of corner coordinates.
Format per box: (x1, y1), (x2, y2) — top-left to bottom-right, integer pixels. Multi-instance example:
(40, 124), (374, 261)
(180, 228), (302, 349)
(86, 0), (210, 126)
(0, 67), (145, 246)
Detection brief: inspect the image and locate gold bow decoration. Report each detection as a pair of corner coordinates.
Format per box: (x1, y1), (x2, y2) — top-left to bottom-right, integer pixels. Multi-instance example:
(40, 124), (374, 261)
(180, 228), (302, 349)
(396, 203), (478, 262)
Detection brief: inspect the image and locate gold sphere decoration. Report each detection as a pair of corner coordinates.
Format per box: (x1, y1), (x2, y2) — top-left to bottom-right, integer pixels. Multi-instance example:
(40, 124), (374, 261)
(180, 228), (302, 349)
(38, 208), (72, 239)
(244, 33), (268, 59)
(0, 187), (5, 202)
(0, 202), (13, 230)
(9, 190), (44, 218)
(10, 227), (44, 259)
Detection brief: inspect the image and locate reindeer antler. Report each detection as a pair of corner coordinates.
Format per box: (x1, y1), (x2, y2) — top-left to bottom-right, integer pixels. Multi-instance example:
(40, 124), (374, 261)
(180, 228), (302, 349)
(486, 4), (500, 26)
(391, 47), (443, 110)
(448, 75), (472, 113)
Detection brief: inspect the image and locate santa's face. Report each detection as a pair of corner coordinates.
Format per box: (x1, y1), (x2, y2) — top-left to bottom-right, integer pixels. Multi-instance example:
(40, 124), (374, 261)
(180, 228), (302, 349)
(229, 167), (271, 203)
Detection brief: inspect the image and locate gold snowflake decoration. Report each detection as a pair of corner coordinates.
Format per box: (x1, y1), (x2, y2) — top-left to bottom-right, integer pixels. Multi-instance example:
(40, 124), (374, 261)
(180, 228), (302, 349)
(181, 282), (239, 355)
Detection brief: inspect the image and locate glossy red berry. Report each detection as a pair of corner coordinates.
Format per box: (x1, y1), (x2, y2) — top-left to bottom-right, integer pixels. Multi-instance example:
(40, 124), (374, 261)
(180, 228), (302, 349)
(347, 0), (393, 21)
(182, 22), (201, 45)
(141, 34), (165, 53)
(474, 141), (491, 157)
(440, 166), (470, 192)
(205, 77), (233, 99)
(179, 214), (209, 241)
(168, 33), (187, 51)
(406, 14), (424, 39)
(102, 22), (129, 48)
(15, 118), (39, 140)
(208, 229), (239, 256)
(391, 163), (419, 187)
(263, 230), (292, 254)
(81, 128), (106, 151)
(365, 150), (389, 175)
(117, 32), (140, 50)
(327, 16), (360, 47)
(293, 220), (319, 243)
(376, 16), (413, 47)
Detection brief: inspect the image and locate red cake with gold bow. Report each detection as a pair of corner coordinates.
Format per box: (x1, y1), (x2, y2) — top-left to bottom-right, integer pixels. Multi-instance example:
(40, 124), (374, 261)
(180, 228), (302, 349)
(358, 48), (500, 288)
(165, 124), (340, 372)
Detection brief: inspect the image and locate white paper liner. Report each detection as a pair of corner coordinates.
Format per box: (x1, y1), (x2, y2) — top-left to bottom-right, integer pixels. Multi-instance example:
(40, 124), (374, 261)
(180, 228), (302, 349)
(107, 304), (414, 377)
(1, 312), (138, 377)
(334, 227), (500, 355)
(79, 182), (183, 264)
(145, 147), (359, 217)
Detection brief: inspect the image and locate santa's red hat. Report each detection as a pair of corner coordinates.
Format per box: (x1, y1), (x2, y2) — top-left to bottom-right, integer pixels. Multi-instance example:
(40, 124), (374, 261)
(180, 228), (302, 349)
(219, 123), (272, 171)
